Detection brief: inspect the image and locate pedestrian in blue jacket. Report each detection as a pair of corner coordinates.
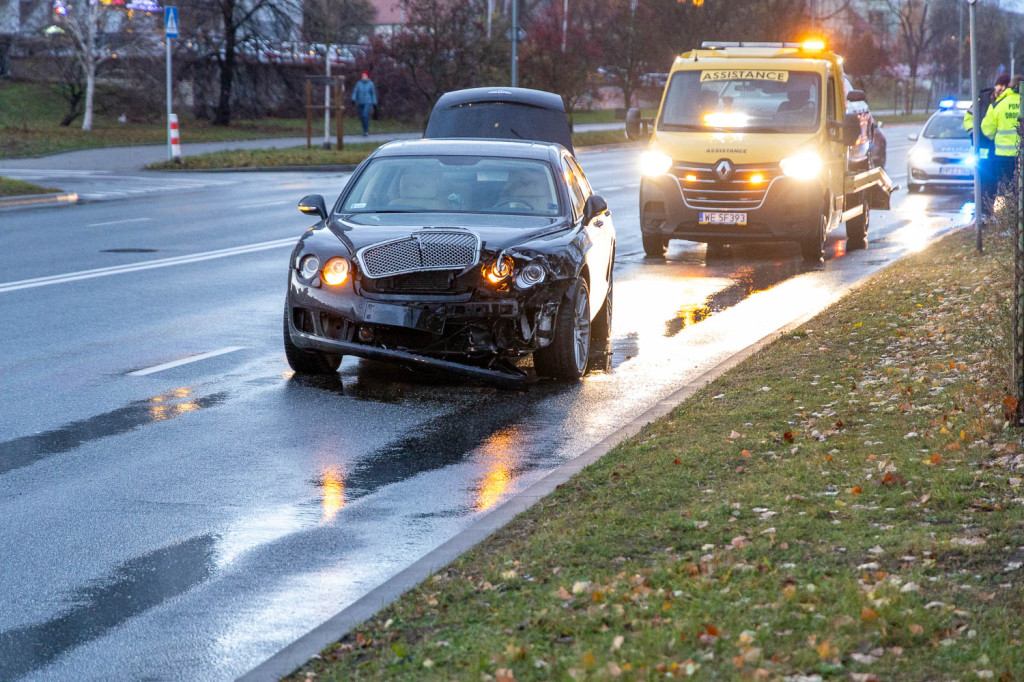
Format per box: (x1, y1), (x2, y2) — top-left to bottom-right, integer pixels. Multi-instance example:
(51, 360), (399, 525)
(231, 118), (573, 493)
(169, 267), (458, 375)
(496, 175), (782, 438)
(352, 71), (378, 136)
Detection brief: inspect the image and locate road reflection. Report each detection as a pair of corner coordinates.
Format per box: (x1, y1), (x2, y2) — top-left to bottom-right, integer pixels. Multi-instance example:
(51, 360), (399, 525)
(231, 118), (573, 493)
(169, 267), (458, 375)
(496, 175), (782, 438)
(473, 426), (521, 511)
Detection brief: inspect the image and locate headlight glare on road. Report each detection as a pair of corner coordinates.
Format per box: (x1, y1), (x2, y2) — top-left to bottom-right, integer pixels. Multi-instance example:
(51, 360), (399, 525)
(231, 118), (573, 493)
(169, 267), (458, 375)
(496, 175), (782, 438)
(640, 150), (673, 177)
(515, 261), (546, 289)
(909, 146), (931, 166)
(322, 257), (350, 286)
(779, 151), (823, 180)
(485, 256), (515, 284)
(299, 254), (320, 280)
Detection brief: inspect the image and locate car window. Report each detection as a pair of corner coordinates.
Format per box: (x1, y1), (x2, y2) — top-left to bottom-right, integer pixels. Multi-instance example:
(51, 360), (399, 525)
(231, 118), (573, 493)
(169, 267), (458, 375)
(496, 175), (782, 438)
(561, 158), (585, 220)
(339, 156), (562, 217)
(566, 156), (593, 197)
(923, 115), (971, 139)
(827, 76), (837, 120)
(658, 70), (822, 133)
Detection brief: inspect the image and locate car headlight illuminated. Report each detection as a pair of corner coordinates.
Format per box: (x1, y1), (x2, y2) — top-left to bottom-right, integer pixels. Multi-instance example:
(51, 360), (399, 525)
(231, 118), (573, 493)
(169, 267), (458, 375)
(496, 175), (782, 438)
(779, 151), (823, 180)
(322, 257), (350, 286)
(640, 150), (673, 177)
(963, 154), (977, 168)
(514, 261), (546, 289)
(909, 146), (931, 166)
(298, 254), (320, 279)
(485, 256), (514, 284)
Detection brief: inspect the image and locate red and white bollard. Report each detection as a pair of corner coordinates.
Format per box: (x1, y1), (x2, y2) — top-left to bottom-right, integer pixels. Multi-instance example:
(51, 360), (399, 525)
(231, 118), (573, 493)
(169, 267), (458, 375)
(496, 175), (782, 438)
(169, 113), (181, 160)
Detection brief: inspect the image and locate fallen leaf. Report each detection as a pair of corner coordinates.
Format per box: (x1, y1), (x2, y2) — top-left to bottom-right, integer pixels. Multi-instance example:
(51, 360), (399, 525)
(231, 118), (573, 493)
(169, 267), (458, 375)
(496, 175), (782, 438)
(730, 430), (744, 439)
(611, 635), (624, 651)
(816, 639), (836, 660)
(909, 624), (924, 635)
(556, 587), (573, 600)
(850, 486), (863, 495)
(496, 668), (516, 682)
(741, 449), (752, 458)
(861, 607), (879, 622)
(930, 454), (943, 465)
(881, 472), (907, 486)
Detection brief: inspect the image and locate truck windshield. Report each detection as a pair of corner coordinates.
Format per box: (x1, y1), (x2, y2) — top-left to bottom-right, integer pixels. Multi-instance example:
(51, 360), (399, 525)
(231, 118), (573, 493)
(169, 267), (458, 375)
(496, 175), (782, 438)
(923, 114), (970, 139)
(658, 70), (822, 133)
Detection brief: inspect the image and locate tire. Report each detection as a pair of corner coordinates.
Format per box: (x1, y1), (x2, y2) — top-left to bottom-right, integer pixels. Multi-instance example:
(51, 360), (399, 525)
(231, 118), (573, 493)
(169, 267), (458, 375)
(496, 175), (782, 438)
(534, 278), (591, 380)
(907, 181), (920, 193)
(801, 212), (826, 263)
(846, 197), (869, 250)
(642, 231), (667, 257)
(283, 306), (342, 375)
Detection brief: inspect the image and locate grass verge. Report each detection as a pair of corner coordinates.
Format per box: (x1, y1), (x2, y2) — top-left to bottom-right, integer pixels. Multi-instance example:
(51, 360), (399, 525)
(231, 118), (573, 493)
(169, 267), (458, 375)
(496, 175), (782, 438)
(0, 177), (61, 197)
(876, 113), (931, 125)
(287, 223), (1024, 681)
(145, 130), (632, 171)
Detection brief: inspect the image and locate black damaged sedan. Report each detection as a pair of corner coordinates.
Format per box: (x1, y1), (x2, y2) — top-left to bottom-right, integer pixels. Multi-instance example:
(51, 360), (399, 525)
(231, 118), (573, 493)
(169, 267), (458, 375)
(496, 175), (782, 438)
(284, 138), (615, 386)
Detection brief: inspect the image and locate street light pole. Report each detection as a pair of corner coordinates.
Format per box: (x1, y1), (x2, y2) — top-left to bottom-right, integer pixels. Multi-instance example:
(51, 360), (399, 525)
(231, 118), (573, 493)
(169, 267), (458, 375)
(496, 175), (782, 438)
(323, 44), (331, 150)
(959, 3), (964, 95)
(969, 0), (983, 249)
(562, 0), (568, 53)
(510, 0), (518, 87)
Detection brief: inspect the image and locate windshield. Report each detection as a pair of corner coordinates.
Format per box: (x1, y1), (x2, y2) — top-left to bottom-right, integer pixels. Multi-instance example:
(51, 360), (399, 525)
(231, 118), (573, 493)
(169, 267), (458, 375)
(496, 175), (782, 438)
(659, 69), (823, 133)
(339, 156), (562, 217)
(424, 102), (573, 150)
(923, 114), (970, 139)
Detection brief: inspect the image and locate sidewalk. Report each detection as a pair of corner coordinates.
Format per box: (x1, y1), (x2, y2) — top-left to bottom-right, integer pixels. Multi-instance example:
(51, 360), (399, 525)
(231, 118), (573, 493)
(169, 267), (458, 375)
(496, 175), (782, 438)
(0, 123), (625, 174)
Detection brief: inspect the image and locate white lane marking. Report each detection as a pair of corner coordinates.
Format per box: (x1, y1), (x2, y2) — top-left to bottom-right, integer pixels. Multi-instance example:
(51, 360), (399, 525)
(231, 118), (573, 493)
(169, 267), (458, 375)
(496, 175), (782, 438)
(0, 237), (296, 294)
(239, 200), (289, 209)
(88, 218), (153, 227)
(129, 346), (245, 376)
(602, 186), (625, 192)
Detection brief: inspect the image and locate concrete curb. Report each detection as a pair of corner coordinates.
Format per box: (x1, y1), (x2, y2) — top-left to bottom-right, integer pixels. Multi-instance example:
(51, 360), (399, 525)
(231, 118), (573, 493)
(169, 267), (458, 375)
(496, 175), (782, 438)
(150, 164), (361, 173)
(0, 192), (78, 211)
(235, 309), (824, 682)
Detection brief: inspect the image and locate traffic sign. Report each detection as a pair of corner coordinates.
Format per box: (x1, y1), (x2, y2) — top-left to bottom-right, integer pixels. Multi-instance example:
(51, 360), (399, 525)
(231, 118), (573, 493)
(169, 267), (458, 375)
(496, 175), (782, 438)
(165, 6), (179, 39)
(505, 26), (526, 42)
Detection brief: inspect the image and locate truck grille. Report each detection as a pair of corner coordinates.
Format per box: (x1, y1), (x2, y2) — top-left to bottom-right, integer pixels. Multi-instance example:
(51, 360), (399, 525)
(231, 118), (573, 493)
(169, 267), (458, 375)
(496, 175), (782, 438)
(672, 163), (780, 211)
(357, 231), (480, 279)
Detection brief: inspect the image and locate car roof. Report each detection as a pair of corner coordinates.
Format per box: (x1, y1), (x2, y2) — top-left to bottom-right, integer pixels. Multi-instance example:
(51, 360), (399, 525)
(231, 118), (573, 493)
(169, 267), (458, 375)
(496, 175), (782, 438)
(432, 87), (565, 111)
(371, 138), (565, 161)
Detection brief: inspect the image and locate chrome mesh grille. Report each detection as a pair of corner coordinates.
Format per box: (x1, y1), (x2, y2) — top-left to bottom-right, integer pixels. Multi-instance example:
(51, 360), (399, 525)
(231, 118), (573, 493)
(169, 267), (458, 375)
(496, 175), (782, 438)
(672, 163), (780, 211)
(358, 231), (480, 279)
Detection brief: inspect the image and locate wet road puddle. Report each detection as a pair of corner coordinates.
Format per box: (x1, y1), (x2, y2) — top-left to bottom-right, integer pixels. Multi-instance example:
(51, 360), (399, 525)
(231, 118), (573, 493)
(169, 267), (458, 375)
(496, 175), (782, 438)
(0, 387), (226, 475)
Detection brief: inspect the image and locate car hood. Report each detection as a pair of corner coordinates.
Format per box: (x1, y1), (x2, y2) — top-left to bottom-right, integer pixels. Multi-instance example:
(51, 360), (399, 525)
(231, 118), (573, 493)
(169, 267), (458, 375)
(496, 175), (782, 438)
(326, 212), (574, 254)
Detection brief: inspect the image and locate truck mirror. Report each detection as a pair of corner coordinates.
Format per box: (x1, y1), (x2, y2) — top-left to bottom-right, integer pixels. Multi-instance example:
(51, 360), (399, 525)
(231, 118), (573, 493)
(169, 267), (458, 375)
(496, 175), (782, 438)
(847, 89), (866, 102)
(625, 108), (650, 140)
(842, 112), (861, 146)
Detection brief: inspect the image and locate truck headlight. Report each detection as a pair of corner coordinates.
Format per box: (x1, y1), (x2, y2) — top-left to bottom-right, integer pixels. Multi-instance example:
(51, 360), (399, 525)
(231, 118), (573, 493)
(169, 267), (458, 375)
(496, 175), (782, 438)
(641, 150), (673, 177)
(779, 151), (823, 180)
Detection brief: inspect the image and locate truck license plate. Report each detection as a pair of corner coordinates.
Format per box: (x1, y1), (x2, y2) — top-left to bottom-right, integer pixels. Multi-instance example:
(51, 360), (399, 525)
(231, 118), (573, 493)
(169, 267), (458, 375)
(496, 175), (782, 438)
(699, 212), (747, 225)
(939, 165), (971, 176)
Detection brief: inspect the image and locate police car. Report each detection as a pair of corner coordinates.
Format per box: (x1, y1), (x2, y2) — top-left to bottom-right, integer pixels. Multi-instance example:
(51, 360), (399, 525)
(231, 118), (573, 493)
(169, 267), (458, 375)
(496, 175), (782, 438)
(906, 100), (975, 192)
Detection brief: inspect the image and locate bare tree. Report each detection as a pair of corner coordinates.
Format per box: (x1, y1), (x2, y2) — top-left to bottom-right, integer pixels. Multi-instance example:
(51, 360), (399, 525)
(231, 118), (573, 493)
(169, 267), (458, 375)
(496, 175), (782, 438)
(51, 0), (120, 130)
(885, 0), (940, 113)
(302, 0), (375, 46)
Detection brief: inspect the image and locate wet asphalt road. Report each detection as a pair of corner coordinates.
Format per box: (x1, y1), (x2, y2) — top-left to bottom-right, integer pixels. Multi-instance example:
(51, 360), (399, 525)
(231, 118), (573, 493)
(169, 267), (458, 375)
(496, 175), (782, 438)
(0, 125), (971, 681)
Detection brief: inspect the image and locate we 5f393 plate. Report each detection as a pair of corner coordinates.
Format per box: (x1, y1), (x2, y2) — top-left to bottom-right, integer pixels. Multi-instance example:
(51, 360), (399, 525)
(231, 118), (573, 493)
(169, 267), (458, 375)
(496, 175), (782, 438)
(699, 212), (747, 226)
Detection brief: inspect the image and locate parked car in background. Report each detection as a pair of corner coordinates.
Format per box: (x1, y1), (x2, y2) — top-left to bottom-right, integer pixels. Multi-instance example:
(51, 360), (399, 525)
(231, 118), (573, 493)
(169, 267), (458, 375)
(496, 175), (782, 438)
(906, 100), (974, 192)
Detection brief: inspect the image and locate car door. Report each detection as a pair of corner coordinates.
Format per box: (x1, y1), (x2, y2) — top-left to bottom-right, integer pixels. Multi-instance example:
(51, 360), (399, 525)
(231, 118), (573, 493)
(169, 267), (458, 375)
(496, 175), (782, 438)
(561, 155), (611, 314)
(825, 70), (846, 227)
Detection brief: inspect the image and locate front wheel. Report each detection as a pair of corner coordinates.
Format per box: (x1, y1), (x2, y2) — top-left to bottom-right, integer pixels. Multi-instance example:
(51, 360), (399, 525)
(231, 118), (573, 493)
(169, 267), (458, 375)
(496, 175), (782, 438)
(800, 213), (827, 263)
(534, 278), (591, 380)
(283, 307), (342, 375)
(642, 232), (667, 257)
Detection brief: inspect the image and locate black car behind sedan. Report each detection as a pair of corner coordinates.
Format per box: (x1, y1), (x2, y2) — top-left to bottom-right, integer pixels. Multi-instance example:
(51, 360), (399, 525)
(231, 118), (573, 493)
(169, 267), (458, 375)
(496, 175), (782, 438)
(284, 138), (615, 386)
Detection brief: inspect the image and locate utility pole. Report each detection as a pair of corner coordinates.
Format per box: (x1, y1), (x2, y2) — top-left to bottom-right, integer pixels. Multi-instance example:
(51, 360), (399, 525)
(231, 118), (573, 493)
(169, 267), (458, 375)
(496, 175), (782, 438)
(1012, 39), (1016, 79)
(969, 0), (983, 248)
(561, 0), (568, 53)
(487, 0), (492, 39)
(323, 45), (331, 150)
(510, 0), (518, 86)
(959, 2), (964, 95)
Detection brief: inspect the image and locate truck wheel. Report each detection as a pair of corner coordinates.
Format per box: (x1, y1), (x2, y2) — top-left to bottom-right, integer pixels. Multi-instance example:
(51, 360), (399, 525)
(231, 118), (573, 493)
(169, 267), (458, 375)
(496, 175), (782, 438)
(907, 181), (921, 193)
(534, 278), (591, 380)
(801, 213), (826, 263)
(283, 307), (342, 374)
(642, 232), (667, 257)
(846, 201), (869, 250)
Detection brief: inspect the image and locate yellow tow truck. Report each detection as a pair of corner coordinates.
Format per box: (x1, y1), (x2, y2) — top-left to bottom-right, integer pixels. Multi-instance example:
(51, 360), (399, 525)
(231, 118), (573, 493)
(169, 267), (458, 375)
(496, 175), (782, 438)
(631, 40), (894, 261)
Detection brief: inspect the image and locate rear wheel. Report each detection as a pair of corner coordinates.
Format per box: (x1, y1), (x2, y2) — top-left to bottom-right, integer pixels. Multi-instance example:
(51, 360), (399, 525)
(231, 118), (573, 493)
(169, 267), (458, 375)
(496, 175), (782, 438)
(642, 232), (667, 257)
(534, 278), (591, 380)
(283, 306), (342, 375)
(801, 212), (827, 263)
(846, 196), (869, 250)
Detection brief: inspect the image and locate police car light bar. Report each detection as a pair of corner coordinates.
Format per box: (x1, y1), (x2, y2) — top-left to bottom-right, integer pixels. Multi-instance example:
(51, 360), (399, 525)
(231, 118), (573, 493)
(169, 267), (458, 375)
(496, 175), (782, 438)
(939, 99), (956, 109)
(939, 99), (973, 110)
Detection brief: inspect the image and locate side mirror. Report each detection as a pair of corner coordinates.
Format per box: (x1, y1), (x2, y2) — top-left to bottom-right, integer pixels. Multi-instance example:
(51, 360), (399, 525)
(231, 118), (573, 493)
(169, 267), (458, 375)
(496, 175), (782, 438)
(908, 133), (919, 141)
(298, 194), (327, 220)
(842, 112), (861, 146)
(847, 89), (866, 102)
(583, 194), (609, 224)
(625, 108), (650, 140)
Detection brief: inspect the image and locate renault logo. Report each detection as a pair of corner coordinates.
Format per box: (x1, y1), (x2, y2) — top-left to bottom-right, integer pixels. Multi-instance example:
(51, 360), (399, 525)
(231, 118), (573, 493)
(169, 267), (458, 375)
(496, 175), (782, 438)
(714, 159), (734, 180)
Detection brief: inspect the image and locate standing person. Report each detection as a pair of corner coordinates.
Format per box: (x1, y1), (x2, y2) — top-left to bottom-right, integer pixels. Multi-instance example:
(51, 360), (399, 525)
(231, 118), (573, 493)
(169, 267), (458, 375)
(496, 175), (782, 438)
(981, 72), (1020, 199)
(964, 87), (997, 204)
(351, 71), (378, 137)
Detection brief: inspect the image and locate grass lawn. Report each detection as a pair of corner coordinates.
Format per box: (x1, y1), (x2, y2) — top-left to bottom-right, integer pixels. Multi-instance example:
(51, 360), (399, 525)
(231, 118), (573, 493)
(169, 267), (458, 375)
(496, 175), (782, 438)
(287, 222), (1024, 680)
(877, 113), (931, 125)
(0, 81), (415, 159)
(0, 177), (61, 197)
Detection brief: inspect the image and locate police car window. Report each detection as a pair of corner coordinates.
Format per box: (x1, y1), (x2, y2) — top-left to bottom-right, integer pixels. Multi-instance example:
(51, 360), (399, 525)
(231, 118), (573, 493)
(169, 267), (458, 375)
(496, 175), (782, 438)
(658, 70), (822, 133)
(923, 115), (971, 139)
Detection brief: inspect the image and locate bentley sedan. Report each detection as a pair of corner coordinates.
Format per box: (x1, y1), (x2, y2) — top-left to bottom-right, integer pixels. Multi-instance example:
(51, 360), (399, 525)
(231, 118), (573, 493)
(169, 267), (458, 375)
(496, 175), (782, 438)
(283, 138), (615, 387)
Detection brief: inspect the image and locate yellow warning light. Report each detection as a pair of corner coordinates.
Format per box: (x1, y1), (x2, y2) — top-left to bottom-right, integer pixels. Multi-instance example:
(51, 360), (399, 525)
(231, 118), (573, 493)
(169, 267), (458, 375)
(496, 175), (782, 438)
(685, 174), (697, 182)
(801, 39), (826, 52)
(749, 173), (765, 185)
